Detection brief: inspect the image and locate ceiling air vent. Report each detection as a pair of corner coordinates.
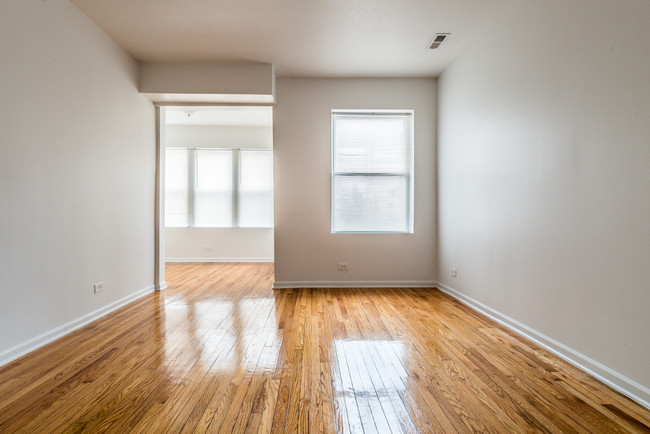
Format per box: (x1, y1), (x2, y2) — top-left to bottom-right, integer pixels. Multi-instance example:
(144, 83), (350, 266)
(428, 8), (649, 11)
(429, 33), (450, 49)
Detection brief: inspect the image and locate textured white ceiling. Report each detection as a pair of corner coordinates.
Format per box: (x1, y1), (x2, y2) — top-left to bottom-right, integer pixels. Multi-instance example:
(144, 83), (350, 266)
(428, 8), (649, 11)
(71, 0), (499, 77)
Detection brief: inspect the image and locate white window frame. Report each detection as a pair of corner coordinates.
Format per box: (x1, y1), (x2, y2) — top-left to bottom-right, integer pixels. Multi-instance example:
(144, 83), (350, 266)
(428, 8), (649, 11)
(331, 110), (415, 234)
(165, 147), (273, 229)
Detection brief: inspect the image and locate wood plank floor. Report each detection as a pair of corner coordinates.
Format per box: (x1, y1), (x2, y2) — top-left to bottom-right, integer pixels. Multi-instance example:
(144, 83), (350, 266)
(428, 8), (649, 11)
(0, 263), (648, 433)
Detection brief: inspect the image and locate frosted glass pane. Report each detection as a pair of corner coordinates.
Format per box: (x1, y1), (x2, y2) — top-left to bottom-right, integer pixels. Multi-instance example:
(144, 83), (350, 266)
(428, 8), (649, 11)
(164, 149), (189, 227)
(239, 150), (274, 227)
(333, 115), (410, 174)
(194, 149), (233, 227)
(333, 175), (409, 233)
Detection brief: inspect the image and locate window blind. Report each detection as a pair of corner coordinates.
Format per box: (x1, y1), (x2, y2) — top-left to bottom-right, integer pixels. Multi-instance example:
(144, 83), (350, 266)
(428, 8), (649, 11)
(164, 149), (189, 227)
(239, 150), (274, 228)
(164, 148), (273, 229)
(332, 112), (413, 233)
(194, 149), (233, 227)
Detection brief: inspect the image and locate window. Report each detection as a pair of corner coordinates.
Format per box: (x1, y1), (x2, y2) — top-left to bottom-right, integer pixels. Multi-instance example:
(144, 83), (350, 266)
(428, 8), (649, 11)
(165, 149), (190, 227)
(238, 150), (274, 228)
(165, 148), (273, 228)
(331, 111), (413, 233)
(194, 149), (233, 227)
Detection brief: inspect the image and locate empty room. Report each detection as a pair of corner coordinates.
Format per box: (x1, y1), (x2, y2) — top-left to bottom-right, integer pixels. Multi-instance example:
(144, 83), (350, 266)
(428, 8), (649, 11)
(0, 0), (648, 432)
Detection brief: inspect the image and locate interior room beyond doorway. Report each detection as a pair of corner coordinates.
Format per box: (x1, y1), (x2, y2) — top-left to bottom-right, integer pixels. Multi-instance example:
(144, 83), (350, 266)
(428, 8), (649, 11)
(163, 106), (274, 263)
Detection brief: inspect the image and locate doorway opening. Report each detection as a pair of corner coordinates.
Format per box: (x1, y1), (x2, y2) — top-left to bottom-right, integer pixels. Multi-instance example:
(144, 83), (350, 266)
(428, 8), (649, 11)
(156, 106), (274, 288)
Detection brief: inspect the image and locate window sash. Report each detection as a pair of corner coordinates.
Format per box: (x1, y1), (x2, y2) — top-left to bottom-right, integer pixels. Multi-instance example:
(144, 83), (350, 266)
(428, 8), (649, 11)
(194, 149), (233, 228)
(239, 149), (274, 228)
(331, 111), (414, 234)
(164, 149), (190, 228)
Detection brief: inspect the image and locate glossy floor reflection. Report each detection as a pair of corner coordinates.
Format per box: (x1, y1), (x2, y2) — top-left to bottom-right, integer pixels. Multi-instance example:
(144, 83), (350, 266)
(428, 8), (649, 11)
(332, 340), (413, 433)
(0, 263), (648, 432)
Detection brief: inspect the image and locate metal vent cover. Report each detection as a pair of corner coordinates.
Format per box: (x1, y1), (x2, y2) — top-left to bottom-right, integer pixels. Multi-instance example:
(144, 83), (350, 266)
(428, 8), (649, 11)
(429, 33), (450, 49)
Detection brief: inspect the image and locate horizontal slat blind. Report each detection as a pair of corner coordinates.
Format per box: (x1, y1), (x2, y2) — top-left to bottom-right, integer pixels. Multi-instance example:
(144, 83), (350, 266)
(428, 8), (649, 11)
(239, 150), (274, 228)
(164, 149), (189, 227)
(194, 149), (233, 227)
(164, 148), (273, 229)
(332, 112), (413, 233)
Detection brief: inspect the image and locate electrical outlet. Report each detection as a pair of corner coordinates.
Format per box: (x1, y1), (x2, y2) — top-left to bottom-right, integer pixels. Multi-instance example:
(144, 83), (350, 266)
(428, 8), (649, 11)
(94, 282), (104, 293)
(450, 268), (457, 278)
(337, 262), (349, 271)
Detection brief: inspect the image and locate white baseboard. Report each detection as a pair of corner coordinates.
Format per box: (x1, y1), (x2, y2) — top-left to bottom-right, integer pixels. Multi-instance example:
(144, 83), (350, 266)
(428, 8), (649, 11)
(166, 258), (274, 263)
(0, 284), (155, 368)
(155, 281), (167, 291)
(435, 282), (650, 410)
(273, 280), (436, 289)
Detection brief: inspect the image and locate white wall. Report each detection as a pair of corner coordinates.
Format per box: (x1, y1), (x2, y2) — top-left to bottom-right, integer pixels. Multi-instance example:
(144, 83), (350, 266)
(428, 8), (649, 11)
(165, 124), (274, 261)
(0, 0), (155, 363)
(166, 125), (272, 149)
(438, 0), (650, 404)
(274, 78), (437, 287)
(165, 228), (274, 262)
(139, 62), (275, 104)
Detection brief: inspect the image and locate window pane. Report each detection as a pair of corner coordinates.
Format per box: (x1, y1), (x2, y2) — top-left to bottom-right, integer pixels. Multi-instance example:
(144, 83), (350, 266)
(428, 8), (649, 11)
(164, 149), (189, 227)
(333, 115), (411, 174)
(333, 175), (409, 233)
(239, 150), (274, 228)
(194, 149), (233, 227)
(332, 112), (413, 233)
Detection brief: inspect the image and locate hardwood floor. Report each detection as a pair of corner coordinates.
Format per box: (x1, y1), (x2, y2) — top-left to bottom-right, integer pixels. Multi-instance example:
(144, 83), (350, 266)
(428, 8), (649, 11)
(0, 263), (648, 433)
